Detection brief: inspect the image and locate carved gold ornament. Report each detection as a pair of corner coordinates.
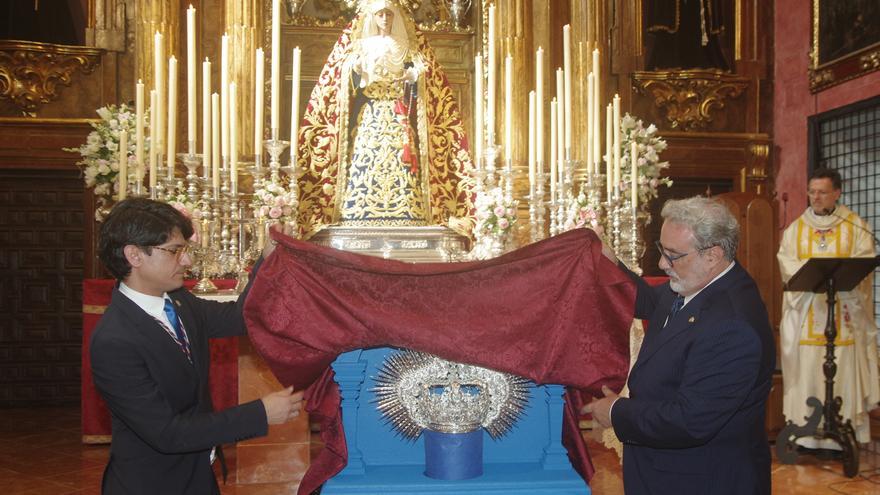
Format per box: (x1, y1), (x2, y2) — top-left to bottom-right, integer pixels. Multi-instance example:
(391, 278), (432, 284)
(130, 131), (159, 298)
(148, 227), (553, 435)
(633, 71), (748, 132)
(0, 41), (101, 116)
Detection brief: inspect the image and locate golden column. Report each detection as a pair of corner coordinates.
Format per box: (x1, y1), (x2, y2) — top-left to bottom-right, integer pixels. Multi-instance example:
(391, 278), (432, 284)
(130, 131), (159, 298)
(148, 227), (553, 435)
(135, 0), (179, 94)
(225, 0), (262, 157)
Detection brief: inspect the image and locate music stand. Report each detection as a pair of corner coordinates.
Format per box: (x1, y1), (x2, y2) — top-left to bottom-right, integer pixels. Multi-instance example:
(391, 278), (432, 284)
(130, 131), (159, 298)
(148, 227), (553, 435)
(775, 256), (880, 477)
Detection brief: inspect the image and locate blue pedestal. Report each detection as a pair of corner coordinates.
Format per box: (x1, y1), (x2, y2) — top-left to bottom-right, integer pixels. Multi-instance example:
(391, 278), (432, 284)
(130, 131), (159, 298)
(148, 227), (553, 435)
(322, 347), (589, 494)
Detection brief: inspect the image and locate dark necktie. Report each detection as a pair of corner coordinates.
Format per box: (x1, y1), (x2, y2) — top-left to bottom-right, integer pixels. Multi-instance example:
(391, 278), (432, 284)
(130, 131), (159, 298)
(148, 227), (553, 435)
(667, 295), (685, 324)
(163, 298), (191, 362)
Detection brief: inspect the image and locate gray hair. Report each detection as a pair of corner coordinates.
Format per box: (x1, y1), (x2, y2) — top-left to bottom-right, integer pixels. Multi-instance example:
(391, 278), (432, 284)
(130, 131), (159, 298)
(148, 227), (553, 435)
(661, 196), (739, 261)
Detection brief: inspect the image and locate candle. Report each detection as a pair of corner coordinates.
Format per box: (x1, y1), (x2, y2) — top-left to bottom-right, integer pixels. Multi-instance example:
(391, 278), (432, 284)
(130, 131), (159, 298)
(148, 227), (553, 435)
(557, 82), (565, 201)
(166, 56), (178, 175)
(586, 72), (594, 175)
(487, 5), (496, 145)
(186, 5), (196, 154)
(153, 31), (164, 151)
(550, 99), (557, 201)
(202, 58), (211, 179)
(605, 103), (613, 200)
(556, 68), (564, 162)
(504, 54), (512, 166)
(149, 90), (158, 193)
(211, 93), (220, 196)
(230, 82), (238, 193)
(135, 80), (144, 183)
(631, 140), (639, 210)
(289, 47), (302, 161)
(220, 33), (229, 162)
(563, 25), (572, 153)
(254, 48), (264, 161)
(474, 54), (483, 170)
(612, 94), (621, 199)
(117, 130), (128, 201)
(535, 47), (543, 174)
(528, 90), (535, 191)
(270, 0), (281, 134)
(593, 48), (601, 168)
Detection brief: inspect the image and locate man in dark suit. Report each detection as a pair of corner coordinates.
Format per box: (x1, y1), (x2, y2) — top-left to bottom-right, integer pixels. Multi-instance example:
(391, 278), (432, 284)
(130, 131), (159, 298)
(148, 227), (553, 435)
(90, 198), (303, 494)
(584, 196), (775, 494)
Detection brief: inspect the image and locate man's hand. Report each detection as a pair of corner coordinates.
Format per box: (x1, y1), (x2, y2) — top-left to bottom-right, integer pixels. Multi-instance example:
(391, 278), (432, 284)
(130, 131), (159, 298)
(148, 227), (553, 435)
(261, 223), (295, 259)
(261, 386), (304, 424)
(581, 385), (618, 429)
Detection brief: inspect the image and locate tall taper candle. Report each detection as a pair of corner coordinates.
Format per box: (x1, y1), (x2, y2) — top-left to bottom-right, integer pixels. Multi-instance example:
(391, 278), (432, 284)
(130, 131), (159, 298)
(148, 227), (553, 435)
(562, 25), (572, 153)
(550, 99), (557, 201)
(211, 93), (220, 195)
(473, 54), (483, 170)
(202, 59), (211, 179)
(289, 47), (302, 161)
(270, 0), (281, 134)
(230, 82), (237, 193)
(536, 47), (543, 174)
(153, 32), (164, 151)
(605, 103), (613, 200)
(555, 68), (564, 161)
(612, 94), (621, 198)
(631, 139), (638, 210)
(504, 54), (512, 166)
(487, 4), (496, 145)
(557, 78), (565, 201)
(166, 56), (178, 175)
(149, 90), (158, 192)
(117, 130), (128, 200)
(254, 48), (264, 161)
(528, 90), (535, 189)
(135, 80), (145, 182)
(593, 48), (601, 169)
(586, 72), (594, 175)
(220, 33), (229, 163)
(186, 5), (196, 154)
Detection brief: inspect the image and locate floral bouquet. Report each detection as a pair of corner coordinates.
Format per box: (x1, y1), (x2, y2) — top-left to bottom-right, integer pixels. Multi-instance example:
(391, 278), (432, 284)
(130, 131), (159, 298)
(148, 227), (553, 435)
(474, 186), (517, 237)
(563, 192), (602, 233)
(620, 113), (673, 214)
(252, 181), (298, 224)
(64, 103), (148, 220)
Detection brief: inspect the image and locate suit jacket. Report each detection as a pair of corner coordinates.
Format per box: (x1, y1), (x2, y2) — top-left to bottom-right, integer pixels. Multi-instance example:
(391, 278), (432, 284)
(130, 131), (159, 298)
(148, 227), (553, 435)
(90, 262), (268, 495)
(612, 262), (775, 495)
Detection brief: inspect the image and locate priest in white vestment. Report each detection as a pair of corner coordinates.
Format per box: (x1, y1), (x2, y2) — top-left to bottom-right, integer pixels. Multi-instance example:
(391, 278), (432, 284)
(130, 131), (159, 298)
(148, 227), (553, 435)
(778, 167), (880, 448)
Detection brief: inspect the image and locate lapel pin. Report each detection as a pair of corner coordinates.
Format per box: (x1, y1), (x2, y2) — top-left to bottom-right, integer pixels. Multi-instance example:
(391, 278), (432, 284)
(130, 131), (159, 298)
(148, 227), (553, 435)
(688, 316), (695, 323)
(175, 300), (181, 307)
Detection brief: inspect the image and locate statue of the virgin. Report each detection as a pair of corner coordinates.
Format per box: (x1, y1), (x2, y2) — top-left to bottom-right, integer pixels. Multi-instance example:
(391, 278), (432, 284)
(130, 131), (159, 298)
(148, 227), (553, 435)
(294, 0), (475, 239)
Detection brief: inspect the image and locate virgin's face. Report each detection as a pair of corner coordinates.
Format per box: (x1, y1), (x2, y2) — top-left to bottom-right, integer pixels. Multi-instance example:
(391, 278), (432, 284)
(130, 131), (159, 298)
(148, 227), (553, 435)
(374, 8), (394, 35)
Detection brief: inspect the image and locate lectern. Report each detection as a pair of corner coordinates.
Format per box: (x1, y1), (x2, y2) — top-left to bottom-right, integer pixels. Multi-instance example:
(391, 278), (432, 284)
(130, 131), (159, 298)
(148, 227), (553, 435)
(775, 256), (880, 477)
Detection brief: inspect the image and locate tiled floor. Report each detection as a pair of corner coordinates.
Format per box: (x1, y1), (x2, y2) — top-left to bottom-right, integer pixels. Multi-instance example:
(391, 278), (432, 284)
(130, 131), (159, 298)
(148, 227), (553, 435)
(3, 406), (880, 494)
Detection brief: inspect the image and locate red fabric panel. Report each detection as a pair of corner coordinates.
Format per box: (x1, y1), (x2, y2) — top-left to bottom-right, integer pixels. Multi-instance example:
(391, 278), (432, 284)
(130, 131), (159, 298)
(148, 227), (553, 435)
(81, 279), (239, 443)
(244, 228), (637, 495)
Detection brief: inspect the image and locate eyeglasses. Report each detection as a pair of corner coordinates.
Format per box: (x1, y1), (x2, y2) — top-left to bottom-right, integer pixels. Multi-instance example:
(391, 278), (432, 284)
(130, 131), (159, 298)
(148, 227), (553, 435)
(150, 244), (192, 261)
(655, 241), (711, 267)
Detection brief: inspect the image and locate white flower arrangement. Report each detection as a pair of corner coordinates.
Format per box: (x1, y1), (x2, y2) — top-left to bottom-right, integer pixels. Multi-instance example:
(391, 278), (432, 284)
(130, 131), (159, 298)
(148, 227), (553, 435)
(474, 187), (517, 237)
(621, 113), (673, 210)
(563, 192), (602, 233)
(253, 181), (298, 223)
(64, 104), (148, 219)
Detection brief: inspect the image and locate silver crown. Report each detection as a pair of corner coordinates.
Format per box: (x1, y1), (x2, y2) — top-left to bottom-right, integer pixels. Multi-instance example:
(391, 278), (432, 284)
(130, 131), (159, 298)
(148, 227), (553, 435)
(373, 351), (530, 439)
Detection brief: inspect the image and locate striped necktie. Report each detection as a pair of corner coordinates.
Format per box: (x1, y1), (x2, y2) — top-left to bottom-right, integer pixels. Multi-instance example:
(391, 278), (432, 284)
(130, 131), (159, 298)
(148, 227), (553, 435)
(163, 298), (192, 362)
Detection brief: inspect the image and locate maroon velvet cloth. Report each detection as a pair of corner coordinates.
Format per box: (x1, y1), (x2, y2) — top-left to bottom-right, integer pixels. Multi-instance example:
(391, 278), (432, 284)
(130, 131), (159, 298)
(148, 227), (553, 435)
(244, 228), (636, 494)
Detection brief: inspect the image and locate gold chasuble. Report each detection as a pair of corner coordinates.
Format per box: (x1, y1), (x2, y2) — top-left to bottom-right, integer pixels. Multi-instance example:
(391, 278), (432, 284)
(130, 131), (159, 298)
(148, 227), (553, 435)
(294, 1), (475, 239)
(778, 205), (880, 446)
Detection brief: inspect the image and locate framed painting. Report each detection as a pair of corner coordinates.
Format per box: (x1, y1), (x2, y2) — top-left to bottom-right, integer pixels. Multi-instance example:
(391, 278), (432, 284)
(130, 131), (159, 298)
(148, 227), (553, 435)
(810, 0), (880, 92)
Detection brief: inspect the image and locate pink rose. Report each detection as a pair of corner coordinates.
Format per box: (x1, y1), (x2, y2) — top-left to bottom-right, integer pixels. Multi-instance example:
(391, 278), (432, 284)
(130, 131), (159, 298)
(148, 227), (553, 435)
(269, 206), (283, 219)
(498, 218), (509, 229)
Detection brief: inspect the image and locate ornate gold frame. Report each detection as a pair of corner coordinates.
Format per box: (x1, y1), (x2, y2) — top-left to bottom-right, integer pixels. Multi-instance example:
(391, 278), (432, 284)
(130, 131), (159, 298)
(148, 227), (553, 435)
(809, 0), (880, 92)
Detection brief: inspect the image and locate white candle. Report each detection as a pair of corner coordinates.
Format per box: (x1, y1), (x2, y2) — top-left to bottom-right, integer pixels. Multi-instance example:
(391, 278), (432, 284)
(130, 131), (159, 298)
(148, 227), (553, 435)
(474, 54), (483, 170)
(117, 130), (128, 201)
(254, 48), (264, 161)
(289, 47), (302, 161)
(563, 25), (572, 153)
(135, 80), (144, 183)
(556, 69), (564, 162)
(613, 94), (621, 199)
(166, 56), (178, 175)
(186, 5), (196, 154)
(149, 90), (158, 193)
(220, 33), (229, 163)
(605, 103), (613, 200)
(230, 82), (238, 193)
(270, 0), (281, 134)
(153, 31), (164, 152)
(593, 48), (601, 168)
(631, 140), (639, 210)
(487, 5), (496, 145)
(211, 92), (220, 195)
(586, 72), (594, 175)
(550, 99), (557, 201)
(504, 54), (513, 166)
(557, 81), (565, 201)
(528, 90), (535, 190)
(202, 58), (211, 179)
(535, 47), (543, 173)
